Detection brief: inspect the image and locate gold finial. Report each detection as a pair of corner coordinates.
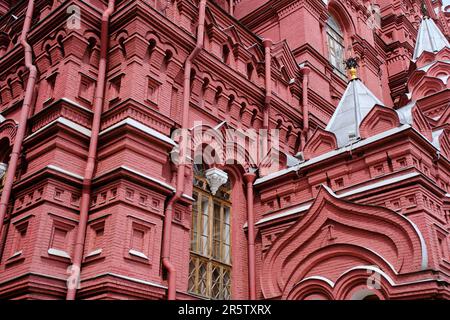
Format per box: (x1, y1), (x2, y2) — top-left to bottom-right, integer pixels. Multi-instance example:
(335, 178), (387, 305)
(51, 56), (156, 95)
(344, 57), (359, 81)
(421, 1), (428, 18)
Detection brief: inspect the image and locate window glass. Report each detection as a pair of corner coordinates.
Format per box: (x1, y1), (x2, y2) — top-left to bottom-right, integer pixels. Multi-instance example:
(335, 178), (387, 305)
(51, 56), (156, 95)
(327, 15), (346, 76)
(189, 165), (232, 299)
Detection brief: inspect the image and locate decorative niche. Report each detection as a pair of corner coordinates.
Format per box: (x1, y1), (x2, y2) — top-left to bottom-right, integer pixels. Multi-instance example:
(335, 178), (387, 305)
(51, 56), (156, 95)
(145, 76), (162, 108)
(77, 73), (96, 105)
(6, 215), (33, 266)
(43, 71), (58, 106)
(45, 214), (76, 262)
(85, 217), (108, 262)
(124, 216), (155, 265)
(108, 73), (124, 106)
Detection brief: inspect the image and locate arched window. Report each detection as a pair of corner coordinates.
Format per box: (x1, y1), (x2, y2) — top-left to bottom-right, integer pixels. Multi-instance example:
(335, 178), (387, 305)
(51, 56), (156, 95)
(326, 14), (346, 76)
(189, 164), (232, 299)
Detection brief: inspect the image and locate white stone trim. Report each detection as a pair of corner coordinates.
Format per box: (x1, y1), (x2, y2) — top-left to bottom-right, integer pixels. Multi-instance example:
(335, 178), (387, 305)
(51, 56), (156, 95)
(254, 176), (429, 270)
(60, 97), (94, 113)
(99, 118), (176, 146)
(299, 275), (335, 287)
(47, 165), (84, 180)
(254, 172), (420, 226)
(182, 194), (195, 202)
(81, 273), (167, 290)
(86, 249), (102, 258)
(336, 172), (421, 198)
(325, 185), (428, 270)
(120, 166), (176, 191)
(401, 216), (429, 270)
(48, 248), (71, 259)
(9, 251), (23, 259)
(255, 125), (412, 185)
(25, 117), (91, 140)
(129, 249), (149, 260)
(253, 203), (311, 227)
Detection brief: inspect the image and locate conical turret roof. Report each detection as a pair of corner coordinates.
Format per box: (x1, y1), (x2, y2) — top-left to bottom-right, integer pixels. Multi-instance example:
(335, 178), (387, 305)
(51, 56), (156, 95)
(326, 79), (383, 148)
(413, 17), (450, 61)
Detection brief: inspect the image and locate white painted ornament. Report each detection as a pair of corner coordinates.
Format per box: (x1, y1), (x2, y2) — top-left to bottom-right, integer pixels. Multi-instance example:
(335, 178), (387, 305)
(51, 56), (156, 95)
(205, 168), (228, 195)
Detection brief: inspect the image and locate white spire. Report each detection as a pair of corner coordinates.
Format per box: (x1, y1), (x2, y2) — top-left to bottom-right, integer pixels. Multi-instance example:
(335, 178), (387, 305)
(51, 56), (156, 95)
(326, 79), (383, 148)
(413, 17), (450, 61)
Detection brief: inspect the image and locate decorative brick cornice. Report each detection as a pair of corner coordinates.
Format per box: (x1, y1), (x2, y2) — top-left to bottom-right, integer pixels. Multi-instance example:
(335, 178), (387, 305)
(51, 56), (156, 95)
(241, 0), (326, 29)
(175, 0), (198, 19)
(77, 273), (166, 300)
(100, 98), (174, 135)
(206, 23), (228, 43)
(111, 0), (196, 54)
(0, 119), (17, 145)
(352, 36), (383, 74)
(233, 42), (253, 61)
(29, 98), (93, 134)
(92, 166), (176, 199)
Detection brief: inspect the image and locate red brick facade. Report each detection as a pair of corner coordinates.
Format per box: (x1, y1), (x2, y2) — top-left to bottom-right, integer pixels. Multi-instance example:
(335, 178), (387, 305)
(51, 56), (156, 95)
(0, 0), (449, 300)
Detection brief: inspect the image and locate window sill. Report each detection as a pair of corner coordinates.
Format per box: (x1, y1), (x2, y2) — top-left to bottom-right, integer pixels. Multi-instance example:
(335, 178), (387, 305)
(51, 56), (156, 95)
(5, 251), (25, 267)
(43, 97), (54, 107)
(129, 249), (149, 260)
(86, 248), (102, 258)
(47, 248), (72, 261)
(125, 249), (151, 265)
(9, 250), (22, 259)
(145, 99), (159, 109)
(84, 248), (105, 264)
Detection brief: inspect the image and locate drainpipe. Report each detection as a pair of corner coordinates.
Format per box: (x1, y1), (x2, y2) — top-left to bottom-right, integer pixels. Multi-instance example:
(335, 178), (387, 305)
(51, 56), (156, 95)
(300, 67), (310, 147)
(263, 39), (272, 130)
(162, 0), (207, 301)
(66, 0), (115, 300)
(243, 172), (257, 300)
(0, 0), (37, 249)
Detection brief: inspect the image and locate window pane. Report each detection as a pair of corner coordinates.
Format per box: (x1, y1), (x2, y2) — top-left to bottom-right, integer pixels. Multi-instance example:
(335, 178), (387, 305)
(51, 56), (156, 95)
(328, 15), (342, 34)
(223, 206), (231, 264)
(211, 265), (221, 299)
(190, 171), (232, 299)
(223, 268), (231, 300)
(327, 15), (346, 75)
(198, 260), (208, 296)
(191, 192), (198, 251)
(201, 196), (209, 256)
(188, 257), (197, 293)
(212, 202), (221, 260)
